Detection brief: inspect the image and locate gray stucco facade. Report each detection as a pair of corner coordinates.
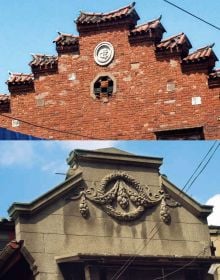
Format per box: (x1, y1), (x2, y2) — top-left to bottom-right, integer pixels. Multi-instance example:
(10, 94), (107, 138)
(6, 148), (219, 280)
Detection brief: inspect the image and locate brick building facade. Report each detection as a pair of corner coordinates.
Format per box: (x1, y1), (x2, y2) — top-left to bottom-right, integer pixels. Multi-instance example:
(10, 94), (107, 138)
(0, 2), (220, 140)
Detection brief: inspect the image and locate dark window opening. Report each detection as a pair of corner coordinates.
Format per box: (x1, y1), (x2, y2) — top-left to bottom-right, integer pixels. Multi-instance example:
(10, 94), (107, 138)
(94, 76), (114, 99)
(155, 127), (205, 140)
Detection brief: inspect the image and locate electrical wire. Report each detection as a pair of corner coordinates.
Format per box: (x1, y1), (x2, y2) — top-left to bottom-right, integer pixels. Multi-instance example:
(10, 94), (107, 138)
(110, 223), (162, 280)
(0, 113), (102, 140)
(163, 0), (220, 31)
(151, 236), (220, 280)
(184, 143), (220, 194)
(180, 141), (218, 193)
(152, 246), (209, 280)
(110, 143), (219, 280)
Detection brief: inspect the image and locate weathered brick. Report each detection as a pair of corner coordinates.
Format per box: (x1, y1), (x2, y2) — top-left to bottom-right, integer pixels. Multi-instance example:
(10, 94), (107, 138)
(0, 7), (220, 140)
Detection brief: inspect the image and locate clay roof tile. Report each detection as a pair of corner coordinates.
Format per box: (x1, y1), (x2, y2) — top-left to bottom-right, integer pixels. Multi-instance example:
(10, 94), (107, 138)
(29, 54), (58, 67)
(76, 2), (139, 25)
(53, 32), (79, 46)
(183, 44), (218, 63)
(7, 73), (34, 85)
(156, 33), (192, 51)
(130, 16), (166, 35)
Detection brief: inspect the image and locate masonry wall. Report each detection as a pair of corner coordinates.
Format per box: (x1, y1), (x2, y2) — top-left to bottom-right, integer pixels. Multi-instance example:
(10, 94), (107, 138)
(14, 165), (212, 280)
(0, 24), (220, 139)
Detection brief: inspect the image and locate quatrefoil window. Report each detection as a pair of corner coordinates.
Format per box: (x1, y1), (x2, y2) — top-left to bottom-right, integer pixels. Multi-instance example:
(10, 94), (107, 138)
(94, 76), (114, 99)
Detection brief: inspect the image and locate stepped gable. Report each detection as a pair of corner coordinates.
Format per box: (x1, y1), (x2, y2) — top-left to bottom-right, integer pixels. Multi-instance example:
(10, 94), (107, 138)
(29, 54), (58, 76)
(181, 44), (218, 72)
(155, 33), (192, 58)
(7, 73), (34, 94)
(129, 16), (166, 43)
(53, 32), (79, 54)
(1, 3), (220, 139)
(76, 2), (140, 33)
(0, 94), (10, 113)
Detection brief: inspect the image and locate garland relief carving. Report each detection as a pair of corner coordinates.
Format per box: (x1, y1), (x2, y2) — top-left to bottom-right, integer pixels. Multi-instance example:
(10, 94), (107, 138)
(70, 172), (180, 223)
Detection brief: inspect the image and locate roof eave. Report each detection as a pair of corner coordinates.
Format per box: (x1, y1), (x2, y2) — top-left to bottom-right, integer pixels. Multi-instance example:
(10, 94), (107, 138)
(68, 148), (163, 169)
(161, 176), (213, 219)
(8, 171), (83, 220)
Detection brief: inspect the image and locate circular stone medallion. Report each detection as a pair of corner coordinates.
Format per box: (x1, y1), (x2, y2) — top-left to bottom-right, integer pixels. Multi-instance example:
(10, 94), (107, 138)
(94, 42), (114, 66)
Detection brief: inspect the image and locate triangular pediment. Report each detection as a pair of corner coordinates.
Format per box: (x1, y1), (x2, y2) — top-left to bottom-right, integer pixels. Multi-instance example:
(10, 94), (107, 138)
(161, 176), (212, 218)
(94, 147), (135, 156)
(8, 171), (83, 219)
(8, 168), (212, 222)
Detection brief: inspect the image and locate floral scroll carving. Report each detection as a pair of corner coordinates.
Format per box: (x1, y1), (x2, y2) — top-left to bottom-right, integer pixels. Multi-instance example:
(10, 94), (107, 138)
(71, 172), (180, 223)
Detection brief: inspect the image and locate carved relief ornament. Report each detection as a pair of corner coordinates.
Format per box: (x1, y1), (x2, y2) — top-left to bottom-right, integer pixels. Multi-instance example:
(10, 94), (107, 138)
(71, 172), (180, 223)
(94, 42), (115, 66)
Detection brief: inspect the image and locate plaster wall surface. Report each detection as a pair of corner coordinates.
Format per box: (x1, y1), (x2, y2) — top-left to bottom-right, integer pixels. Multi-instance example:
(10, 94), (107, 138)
(15, 174), (212, 278)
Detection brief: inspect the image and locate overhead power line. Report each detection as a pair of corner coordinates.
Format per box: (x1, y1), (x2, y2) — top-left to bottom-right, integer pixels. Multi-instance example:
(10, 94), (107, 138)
(152, 237), (220, 280)
(110, 142), (219, 280)
(180, 141), (218, 193)
(184, 142), (219, 194)
(152, 244), (211, 280)
(111, 224), (162, 280)
(163, 0), (220, 31)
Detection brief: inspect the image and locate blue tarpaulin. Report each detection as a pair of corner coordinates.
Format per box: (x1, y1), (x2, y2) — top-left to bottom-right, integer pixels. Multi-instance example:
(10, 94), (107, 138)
(0, 127), (43, 140)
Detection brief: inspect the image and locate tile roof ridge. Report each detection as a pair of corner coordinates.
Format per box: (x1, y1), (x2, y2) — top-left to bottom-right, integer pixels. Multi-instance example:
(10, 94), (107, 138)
(57, 32), (79, 37)
(6, 73), (34, 85)
(184, 43), (215, 58)
(53, 32), (79, 43)
(145, 15), (162, 25)
(30, 53), (57, 58)
(160, 32), (185, 42)
(133, 16), (162, 28)
(8, 72), (33, 77)
(195, 43), (215, 52)
(79, 2), (136, 17)
(103, 2), (136, 16)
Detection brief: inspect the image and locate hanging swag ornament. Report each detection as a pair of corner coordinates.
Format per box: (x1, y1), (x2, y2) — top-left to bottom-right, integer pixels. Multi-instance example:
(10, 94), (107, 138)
(70, 172), (180, 223)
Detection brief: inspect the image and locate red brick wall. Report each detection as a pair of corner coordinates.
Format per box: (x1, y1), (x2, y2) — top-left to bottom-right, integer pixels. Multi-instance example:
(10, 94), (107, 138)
(0, 26), (220, 139)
